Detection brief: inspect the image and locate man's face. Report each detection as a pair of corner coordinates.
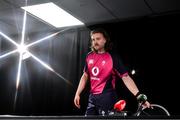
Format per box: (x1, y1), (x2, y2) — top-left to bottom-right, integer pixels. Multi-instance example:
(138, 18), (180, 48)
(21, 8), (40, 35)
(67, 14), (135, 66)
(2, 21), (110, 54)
(91, 33), (106, 52)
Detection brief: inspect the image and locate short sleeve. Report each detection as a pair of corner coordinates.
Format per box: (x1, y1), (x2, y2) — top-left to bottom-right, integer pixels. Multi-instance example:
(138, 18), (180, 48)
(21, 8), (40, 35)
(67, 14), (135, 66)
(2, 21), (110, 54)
(111, 52), (128, 78)
(83, 53), (90, 75)
(83, 60), (89, 75)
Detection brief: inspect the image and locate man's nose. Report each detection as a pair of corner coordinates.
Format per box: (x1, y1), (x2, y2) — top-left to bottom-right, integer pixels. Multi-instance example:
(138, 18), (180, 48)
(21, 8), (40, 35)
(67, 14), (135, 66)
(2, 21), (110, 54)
(95, 39), (99, 42)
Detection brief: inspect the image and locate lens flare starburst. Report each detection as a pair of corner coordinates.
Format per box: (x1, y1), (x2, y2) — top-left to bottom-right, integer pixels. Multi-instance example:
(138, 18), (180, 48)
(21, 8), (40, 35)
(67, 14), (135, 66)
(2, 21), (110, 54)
(0, 10), (72, 109)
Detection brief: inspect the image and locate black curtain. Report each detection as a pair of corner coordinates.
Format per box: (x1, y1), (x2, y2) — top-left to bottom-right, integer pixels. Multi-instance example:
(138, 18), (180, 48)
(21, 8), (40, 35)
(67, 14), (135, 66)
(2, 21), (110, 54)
(88, 13), (180, 115)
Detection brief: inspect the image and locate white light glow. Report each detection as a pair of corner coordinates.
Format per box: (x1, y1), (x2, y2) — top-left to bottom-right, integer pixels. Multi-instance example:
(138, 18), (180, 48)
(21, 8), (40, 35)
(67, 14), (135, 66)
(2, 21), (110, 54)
(0, 32), (19, 47)
(28, 51), (54, 71)
(131, 69), (136, 75)
(0, 50), (18, 59)
(21, 11), (27, 45)
(16, 10), (27, 89)
(26, 31), (61, 48)
(22, 52), (31, 60)
(17, 44), (27, 54)
(27, 51), (72, 86)
(21, 2), (84, 28)
(16, 52), (23, 89)
(0, 7), (72, 109)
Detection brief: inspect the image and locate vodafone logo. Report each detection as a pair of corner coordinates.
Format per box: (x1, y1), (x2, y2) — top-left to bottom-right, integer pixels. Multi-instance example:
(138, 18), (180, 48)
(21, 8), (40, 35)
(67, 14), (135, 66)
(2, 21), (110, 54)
(91, 66), (99, 76)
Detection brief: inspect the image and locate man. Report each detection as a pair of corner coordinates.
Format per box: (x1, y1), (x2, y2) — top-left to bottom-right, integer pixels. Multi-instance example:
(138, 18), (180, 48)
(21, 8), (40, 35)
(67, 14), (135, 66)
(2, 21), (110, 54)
(74, 28), (150, 115)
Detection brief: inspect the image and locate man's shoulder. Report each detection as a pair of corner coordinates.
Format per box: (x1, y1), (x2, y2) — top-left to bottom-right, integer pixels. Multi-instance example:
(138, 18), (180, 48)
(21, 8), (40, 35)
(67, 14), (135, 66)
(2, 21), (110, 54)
(84, 51), (93, 60)
(108, 51), (124, 62)
(86, 51), (94, 57)
(87, 51), (93, 55)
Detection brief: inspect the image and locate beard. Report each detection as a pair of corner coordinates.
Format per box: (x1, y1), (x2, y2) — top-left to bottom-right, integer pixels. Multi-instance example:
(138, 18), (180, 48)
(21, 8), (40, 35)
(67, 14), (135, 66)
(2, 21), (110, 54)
(93, 44), (104, 52)
(93, 44), (100, 50)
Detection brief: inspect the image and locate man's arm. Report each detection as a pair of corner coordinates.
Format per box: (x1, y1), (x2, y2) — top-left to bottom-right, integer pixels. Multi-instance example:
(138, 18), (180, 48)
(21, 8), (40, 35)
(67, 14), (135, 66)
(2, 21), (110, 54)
(74, 72), (88, 108)
(122, 74), (151, 108)
(75, 72), (88, 96)
(121, 74), (139, 96)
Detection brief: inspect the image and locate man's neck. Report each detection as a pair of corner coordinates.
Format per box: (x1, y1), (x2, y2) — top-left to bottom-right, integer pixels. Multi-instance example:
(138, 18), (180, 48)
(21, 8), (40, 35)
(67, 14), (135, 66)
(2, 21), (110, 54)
(97, 49), (106, 54)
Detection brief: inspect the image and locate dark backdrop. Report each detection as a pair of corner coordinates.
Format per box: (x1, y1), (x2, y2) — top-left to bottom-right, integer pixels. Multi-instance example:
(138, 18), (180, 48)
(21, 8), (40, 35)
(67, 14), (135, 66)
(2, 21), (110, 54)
(88, 13), (180, 115)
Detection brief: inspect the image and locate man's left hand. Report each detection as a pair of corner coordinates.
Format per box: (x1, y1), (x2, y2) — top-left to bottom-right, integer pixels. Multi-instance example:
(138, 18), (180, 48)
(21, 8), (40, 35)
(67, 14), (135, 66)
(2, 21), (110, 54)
(142, 101), (151, 109)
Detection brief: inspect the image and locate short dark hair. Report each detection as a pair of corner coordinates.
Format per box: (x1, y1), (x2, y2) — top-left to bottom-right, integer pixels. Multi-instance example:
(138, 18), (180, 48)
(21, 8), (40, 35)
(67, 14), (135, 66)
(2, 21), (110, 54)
(90, 28), (112, 52)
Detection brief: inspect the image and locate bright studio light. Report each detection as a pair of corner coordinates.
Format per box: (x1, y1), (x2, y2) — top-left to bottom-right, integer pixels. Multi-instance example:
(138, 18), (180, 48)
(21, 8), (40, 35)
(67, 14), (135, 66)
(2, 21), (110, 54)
(17, 44), (31, 60)
(21, 2), (84, 28)
(131, 69), (136, 75)
(18, 44), (27, 54)
(0, 8), (72, 109)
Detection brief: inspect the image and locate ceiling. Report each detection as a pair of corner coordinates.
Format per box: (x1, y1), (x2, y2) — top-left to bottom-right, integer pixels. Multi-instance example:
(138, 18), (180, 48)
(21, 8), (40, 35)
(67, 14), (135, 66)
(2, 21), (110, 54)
(0, 0), (180, 35)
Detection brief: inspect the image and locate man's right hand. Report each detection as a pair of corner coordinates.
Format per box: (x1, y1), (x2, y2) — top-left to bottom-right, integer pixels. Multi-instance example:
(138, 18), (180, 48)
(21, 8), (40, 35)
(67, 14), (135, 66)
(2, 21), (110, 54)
(74, 94), (80, 109)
